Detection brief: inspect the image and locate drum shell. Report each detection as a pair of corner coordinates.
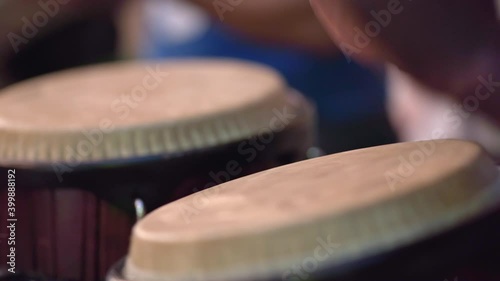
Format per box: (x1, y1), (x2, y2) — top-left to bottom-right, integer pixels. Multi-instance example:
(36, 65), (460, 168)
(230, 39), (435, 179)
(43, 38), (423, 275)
(0, 118), (313, 281)
(102, 147), (500, 281)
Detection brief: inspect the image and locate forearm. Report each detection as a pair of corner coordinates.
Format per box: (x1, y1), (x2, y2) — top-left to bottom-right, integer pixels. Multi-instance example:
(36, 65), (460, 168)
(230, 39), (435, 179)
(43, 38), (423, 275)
(187, 0), (338, 54)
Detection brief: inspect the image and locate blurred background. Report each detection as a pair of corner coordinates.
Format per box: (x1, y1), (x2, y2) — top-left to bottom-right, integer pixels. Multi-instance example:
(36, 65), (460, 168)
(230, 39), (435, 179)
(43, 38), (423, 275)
(1, 0), (499, 157)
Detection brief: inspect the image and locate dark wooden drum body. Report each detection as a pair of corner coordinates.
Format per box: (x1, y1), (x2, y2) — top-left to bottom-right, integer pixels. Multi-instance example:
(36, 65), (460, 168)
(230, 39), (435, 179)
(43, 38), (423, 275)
(107, 140), (500, 281)
(0, 59), (315, 281)
(322, 206), (500, 281)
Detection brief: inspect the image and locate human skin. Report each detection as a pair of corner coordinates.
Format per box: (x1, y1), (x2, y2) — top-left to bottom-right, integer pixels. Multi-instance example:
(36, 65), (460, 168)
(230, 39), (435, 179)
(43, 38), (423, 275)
(188, 0), (338, 55)
(310, 0), (500, 124)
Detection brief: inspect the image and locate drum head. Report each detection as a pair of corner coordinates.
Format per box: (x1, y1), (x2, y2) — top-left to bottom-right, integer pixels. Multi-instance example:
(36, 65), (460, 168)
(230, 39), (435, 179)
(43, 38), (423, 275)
(125, 140), (500, 281)
(0, 59), (294, 166)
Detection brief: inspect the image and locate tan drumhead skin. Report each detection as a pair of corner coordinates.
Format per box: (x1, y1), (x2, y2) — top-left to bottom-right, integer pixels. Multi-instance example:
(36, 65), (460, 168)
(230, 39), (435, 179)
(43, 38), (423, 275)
(125, 140), (500, 281)
(0, 59), (301, 165)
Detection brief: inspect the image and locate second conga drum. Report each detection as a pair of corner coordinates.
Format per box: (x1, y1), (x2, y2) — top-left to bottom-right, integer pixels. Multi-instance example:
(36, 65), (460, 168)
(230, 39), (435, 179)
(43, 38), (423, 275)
(110, 140), (500, 281)
(0, 59), (314, 281)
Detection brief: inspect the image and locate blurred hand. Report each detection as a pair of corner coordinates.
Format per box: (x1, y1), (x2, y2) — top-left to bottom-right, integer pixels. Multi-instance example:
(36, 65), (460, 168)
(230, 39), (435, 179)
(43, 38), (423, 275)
(310, 0), (500, 124)
(189, 0), (338, 55)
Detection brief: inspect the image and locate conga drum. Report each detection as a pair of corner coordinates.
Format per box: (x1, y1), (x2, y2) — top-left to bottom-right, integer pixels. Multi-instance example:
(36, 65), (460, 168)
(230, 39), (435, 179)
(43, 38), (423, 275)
(109, 140), (500, 281)
(0, 59), (315, 281)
